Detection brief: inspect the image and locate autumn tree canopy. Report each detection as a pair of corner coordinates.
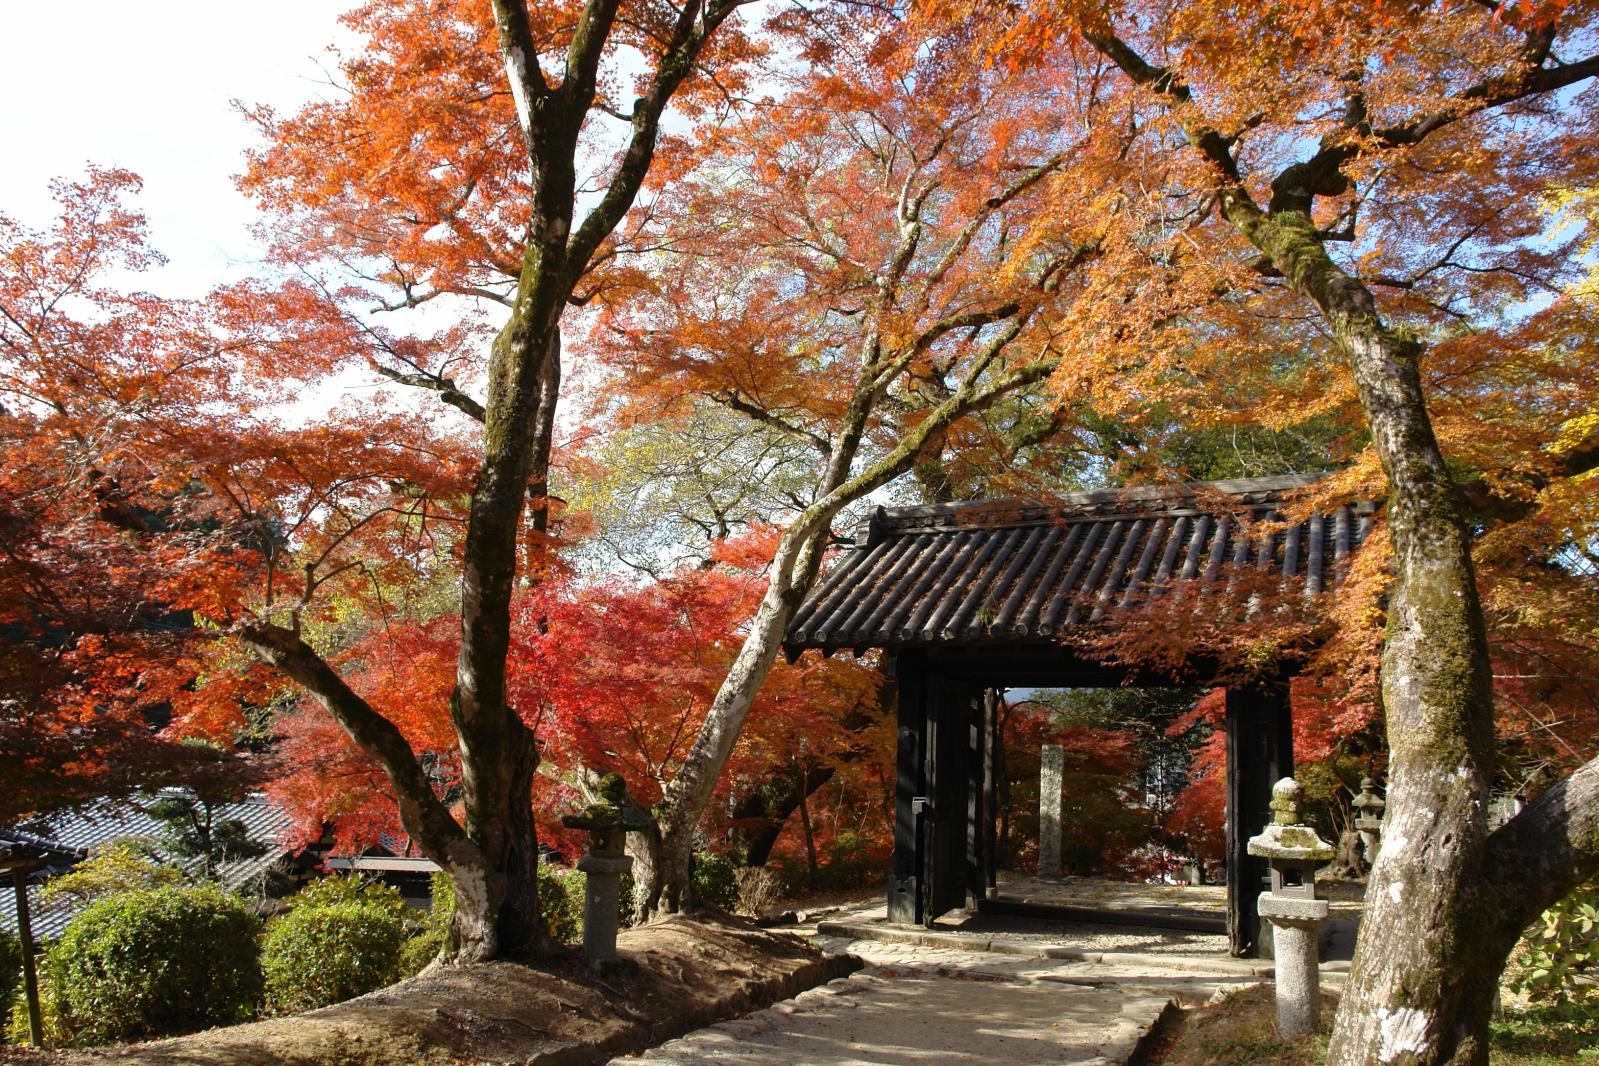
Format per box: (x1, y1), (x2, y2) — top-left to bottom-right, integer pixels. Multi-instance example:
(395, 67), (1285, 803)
(4, 4), (1599, 1058)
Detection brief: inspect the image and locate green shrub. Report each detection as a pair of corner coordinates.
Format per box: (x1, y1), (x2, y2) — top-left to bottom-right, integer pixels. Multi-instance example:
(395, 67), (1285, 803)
(1509, 878), (1599, 1007)
(50, 883), (262, 1045)
(398, 926), (445, 977)
(537, 864), (585, 942)
(290, 872), (407, 912)
(4, 963), (66, 1047)
(262, 876), (409, 1014)
(0, 925), (17, 1038)
(39, 842), (181, 909)
(691, 852), (739, 912)
(399, 871), (456, 977)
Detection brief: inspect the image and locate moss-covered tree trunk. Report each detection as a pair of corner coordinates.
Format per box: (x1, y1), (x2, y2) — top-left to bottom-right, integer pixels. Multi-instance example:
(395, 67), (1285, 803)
(1222, 202), (1581, 1066)
(1076, 26), (1599, 1057)
(249, 0), (754, 965)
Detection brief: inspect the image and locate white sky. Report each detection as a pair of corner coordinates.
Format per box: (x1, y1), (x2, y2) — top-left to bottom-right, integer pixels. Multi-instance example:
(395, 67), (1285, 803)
(0, 1), (353, 298)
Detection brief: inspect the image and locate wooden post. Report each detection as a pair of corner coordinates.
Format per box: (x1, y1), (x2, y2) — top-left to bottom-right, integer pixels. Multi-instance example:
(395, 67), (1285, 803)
(12, 868), (43, 1046)
(981, 689), (999, 899)
(1225, 682), (1293, 958)
(888, 651), (928, 925)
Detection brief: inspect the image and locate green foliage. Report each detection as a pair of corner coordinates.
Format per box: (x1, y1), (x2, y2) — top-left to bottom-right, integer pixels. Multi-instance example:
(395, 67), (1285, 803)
(49, 883), (262, 1045)
(691, 852), (739, 912)
(38, 841), (182, 907)
(398, 871), (456, 977)
(0, 926), (17, 1038)
(426, 868), (455, 928)
(1509, 879), (1599, 1007)
(4, 964), (66, 1048)
(398, 926), (445, 977)
(537, 864), (585, 942)
(530, 863), (637, 944)
(146, 795), (267, 878)
(772, 831), (884, 897)
(1491, 1002), (1599, 1064)
(290, 872), (406, 912)
(262, 875), (409, 1014)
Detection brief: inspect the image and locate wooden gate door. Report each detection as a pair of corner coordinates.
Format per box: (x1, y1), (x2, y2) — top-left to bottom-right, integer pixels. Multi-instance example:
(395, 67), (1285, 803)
(923, 677), (977, 924)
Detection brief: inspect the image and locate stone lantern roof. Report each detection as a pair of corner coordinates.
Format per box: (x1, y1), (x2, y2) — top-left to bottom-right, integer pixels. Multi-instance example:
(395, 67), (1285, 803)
(1247, 778), (1335, 863)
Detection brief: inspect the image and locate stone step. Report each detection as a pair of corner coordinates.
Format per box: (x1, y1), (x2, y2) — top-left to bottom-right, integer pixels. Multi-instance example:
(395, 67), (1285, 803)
(815, 919), (1352, 980)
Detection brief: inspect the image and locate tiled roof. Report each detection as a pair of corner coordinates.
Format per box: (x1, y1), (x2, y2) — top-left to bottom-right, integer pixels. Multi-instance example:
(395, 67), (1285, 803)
(0, 792), (296, 942)
(0, 828), (87, 868)
(784, 474), (1375, 654)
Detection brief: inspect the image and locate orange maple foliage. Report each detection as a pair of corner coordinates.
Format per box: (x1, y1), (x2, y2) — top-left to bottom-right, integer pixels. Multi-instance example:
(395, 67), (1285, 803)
(266, 529), (886, 861)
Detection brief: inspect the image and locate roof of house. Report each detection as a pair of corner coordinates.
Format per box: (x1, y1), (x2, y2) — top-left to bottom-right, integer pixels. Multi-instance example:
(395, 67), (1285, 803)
(0, 792), (296, 942)
(783, 474), (1376, 655)
(0, 828), (86, 870)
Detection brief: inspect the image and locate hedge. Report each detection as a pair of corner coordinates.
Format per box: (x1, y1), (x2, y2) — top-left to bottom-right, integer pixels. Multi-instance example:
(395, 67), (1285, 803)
(49, 883), (262, 1044)
(262, 876), (410, 1014)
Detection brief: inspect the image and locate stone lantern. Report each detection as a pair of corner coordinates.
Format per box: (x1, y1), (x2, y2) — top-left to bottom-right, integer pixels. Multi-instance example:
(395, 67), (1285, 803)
(561, 772), (653, 969)
(1248, 777), (1335, 1037)
(1351, 776), (1385, 865)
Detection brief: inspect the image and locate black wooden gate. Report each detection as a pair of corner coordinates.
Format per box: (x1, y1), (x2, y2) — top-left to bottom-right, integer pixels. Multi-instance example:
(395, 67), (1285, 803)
(889, 655), (992, 926)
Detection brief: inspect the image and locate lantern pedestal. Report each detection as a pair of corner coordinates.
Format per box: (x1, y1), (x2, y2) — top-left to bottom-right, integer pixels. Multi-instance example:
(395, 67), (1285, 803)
(1257, 893), (1330, 1036)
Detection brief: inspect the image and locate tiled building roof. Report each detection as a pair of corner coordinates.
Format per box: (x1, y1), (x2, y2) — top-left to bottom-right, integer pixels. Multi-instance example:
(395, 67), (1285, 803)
(784, 474), (1375, 655)
(0, 792), (296, 942)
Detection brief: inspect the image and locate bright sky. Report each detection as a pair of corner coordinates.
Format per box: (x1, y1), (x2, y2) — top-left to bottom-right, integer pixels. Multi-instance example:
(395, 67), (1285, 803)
(0, 1), (353, 298)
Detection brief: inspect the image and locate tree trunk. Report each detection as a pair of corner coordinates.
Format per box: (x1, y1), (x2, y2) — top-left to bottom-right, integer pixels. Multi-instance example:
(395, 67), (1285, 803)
(650, 547), (815, 912)
(444, 717), (546, 962)
(638, 351), (1063, 916)
(1070, 31), (1599, 1060)
(1234, 204), (1501, 1064)
(731, 765), (838, 867)
(797, 771), (819, 877)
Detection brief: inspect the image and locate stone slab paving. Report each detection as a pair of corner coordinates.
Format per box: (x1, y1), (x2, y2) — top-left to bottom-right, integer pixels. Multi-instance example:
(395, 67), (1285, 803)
(617, 968), (1175, 1065)
(613, 912), (1287, 1065)
(996, 874), (1365, 928)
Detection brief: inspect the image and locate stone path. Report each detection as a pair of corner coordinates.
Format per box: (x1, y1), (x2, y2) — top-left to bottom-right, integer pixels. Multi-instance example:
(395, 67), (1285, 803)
(624, 969), (1173, 1065)
(615, 902), (1297, 1065)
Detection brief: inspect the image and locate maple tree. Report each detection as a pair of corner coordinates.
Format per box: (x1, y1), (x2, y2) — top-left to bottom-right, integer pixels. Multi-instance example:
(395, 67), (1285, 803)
(895, 0), (1599, 1060)
(5, 0), (760, 967)
(0, 168), (395, 822)
(262, 531), (886, 877)
(579, 9), (1197, 911)
(221, 0), (764, 962)
(9, 14), (1599, 1061)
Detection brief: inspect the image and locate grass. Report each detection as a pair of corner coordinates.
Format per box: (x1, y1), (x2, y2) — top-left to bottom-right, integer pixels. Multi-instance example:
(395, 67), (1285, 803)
(1142, 986), (1599, 1065)
(1489, 1003), (1599, 1065)
(1140, 983), (1329, 1066)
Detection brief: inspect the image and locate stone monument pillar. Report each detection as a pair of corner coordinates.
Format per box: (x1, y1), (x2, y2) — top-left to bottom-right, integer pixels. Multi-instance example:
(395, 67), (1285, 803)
(1247, 777), (1335, 1037)
(561, 773), (653, 969)
(1039, 744), (1064, 880)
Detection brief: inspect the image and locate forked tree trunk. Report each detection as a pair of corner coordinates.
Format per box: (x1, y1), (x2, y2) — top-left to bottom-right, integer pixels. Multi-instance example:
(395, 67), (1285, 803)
(443, 717), (547, 961)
